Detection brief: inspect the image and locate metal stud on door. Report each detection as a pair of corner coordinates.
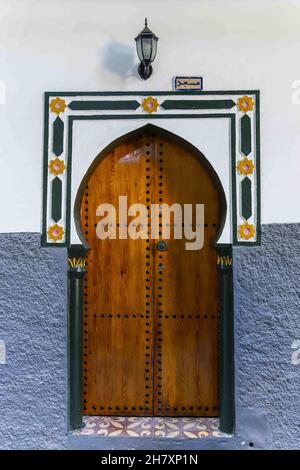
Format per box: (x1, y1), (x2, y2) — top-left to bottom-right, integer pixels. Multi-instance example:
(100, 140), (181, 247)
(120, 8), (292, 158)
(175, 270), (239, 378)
(157, 241), (168, 251)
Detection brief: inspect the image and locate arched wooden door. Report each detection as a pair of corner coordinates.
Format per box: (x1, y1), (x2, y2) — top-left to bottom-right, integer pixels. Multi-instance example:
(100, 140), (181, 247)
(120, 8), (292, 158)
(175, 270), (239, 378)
(81, 129), (222, 417)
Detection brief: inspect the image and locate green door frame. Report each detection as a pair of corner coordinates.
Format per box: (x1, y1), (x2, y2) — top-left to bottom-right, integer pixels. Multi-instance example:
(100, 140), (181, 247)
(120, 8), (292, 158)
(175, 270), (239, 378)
(67, 243), (235, 433)
(67, 125), (235, 434)
(41, 90), (261, 436)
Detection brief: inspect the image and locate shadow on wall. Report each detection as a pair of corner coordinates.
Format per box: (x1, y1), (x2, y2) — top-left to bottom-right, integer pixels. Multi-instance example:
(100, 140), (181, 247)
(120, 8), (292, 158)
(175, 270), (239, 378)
(99, 40), (137, 79)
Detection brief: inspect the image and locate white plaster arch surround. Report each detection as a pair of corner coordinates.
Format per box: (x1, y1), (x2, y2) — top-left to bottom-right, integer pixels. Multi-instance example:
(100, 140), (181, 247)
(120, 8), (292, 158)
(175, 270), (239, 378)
(70, 117), (231, 245)
(42, 91), (260, 247)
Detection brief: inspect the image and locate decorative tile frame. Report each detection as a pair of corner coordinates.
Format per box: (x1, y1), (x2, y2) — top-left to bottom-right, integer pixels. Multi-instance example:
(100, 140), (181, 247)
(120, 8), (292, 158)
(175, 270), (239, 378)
(42, 91), (260, 247)
(75, 416), (229, 439)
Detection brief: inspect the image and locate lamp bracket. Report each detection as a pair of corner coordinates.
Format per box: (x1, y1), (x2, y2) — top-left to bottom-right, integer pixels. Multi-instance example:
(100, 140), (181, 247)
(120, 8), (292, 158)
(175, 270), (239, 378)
(138, 62), (153, 80)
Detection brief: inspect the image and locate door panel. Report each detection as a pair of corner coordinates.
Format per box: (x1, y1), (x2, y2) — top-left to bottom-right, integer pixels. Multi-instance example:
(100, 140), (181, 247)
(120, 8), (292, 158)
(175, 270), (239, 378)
(82, 131), (221, 417)
(91, 314), (152, 415)
(152, 137), (220, 416)
(82, 137), (155, 415)
(155, 316), (219, 415)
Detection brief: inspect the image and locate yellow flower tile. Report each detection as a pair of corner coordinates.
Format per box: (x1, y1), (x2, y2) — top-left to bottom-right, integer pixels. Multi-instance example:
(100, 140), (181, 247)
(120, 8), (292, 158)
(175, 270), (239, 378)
(49, 158), (66, 175)
(237, 158), (255, 175)
(239, 222), (255, 240)
(142, 96), (159, 113)
(47, 224), (64, 241)
(238, 95), (255, 113)
(50, 97), (67, 114)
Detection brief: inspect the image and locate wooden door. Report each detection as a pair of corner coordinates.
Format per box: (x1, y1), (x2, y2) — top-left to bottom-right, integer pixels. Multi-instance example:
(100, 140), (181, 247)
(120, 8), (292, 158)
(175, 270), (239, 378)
(82, 131), (221, 417)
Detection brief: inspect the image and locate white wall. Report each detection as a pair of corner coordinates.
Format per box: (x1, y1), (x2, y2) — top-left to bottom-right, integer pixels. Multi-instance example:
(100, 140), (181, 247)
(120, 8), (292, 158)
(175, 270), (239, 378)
(0, 0), (300, 233)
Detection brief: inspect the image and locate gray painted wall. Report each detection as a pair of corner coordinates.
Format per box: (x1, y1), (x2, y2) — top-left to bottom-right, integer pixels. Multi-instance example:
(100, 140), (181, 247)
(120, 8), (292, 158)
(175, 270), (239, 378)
(0, 233), (68, 449)
(0, 226), (299, 449)
(233, 224), (300, 450)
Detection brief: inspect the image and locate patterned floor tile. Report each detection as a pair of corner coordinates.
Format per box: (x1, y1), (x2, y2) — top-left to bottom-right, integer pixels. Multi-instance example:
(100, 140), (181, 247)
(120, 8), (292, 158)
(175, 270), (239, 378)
(75, 416), (230, 439)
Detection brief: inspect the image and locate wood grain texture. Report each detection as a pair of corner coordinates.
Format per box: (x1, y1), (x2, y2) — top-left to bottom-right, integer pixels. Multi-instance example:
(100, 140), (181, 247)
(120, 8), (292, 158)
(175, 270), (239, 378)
(152, 137), (220, 416)
(82, 135), (154, 415)
(81, 132), (221, 417)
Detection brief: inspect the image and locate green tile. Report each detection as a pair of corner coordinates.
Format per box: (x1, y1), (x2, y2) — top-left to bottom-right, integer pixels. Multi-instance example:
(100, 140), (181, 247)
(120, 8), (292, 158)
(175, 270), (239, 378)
(51, 177), (62, 222)
(161, 99), (236, 110)
(241, 177), (252, 220)
(68, 100), (140, 111)
(241, 115), (251, 156)
(53, 117), (64, 156)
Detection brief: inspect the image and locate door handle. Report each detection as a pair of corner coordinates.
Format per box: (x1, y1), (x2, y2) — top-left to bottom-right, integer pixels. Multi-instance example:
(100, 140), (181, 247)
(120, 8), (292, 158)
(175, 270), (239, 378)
(157, 241), (168, 251)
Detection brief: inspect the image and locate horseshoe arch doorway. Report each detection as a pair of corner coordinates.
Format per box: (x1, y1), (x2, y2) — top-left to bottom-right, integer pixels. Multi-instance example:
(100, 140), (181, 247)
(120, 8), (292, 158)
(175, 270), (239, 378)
(75, 124), (227, 419)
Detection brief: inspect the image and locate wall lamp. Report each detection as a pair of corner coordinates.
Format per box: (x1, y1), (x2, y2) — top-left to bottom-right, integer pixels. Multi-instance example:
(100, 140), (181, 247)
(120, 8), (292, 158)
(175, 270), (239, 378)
(135, 18), (159, 80)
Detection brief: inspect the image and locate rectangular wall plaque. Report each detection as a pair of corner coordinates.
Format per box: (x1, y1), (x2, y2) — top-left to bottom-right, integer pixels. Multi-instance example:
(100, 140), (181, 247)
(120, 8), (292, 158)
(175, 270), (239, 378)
(174, 76), (203, 91)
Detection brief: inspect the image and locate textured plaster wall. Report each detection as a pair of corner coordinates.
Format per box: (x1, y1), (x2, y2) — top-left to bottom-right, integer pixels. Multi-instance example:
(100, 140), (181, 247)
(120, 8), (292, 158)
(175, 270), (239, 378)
(0, 233), (68, 449)
(233, 223), (300, 450)
(0, 226), (299, 449)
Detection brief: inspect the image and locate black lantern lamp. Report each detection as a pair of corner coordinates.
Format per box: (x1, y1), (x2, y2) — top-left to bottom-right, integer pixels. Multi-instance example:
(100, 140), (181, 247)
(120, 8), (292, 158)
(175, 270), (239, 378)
(135, 18), (159, 80)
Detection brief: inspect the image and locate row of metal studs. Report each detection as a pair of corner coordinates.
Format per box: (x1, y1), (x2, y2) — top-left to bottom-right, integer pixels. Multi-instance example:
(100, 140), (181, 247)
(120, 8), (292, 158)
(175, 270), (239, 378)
(87, 405), (219, 412)
(144, 136), (153, 412)
(91, 314), (219, 319)
(83, 184), (89, 412)
(156, 142), (165, 413)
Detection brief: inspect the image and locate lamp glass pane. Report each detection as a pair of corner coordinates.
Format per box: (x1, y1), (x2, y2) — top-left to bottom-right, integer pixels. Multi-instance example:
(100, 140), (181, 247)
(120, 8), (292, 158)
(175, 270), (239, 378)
(150, 39), (157, 61)
(136, 37), (143, 62)
(141, 37), (152, 61)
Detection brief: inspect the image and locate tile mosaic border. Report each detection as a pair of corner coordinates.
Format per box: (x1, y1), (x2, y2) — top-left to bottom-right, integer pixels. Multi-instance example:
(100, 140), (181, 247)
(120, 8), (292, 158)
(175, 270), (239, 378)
(75, 416), (230, 439)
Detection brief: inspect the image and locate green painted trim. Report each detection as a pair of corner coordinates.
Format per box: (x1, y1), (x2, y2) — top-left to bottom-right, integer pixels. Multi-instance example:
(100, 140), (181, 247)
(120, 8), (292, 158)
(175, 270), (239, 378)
(51, 176), (62, 223)
(68, 244), (87, 431)
(65, 117), (73, 247)
(161, 99), (236, 110)
(68, 270), (85, 430)
(53, 116), (64, 156)
(41, 241), (69, 247)
(68, 113), (235, 121)
(231, 116), (238, 246)
(68, 244), (88, 259)
(47, 112), (260, 247)
(42, 90), (261, 248)
(68, 100), (140, 111)
(241, 177), (252, 220)
(240, 114), (252, 156)
(233, 241), (261, 247)
(255, 91), (261, 245)
(41, 94), (50, 247)
(45, 90), (260, 97)
(216, 243), (235, 434)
